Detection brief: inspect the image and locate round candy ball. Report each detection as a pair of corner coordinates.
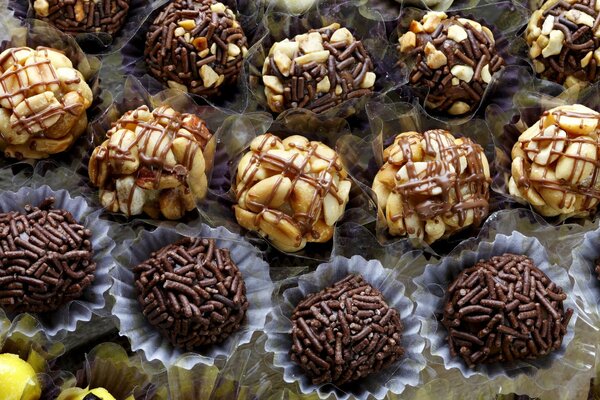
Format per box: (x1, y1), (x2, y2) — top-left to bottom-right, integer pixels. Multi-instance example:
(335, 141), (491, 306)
(0, 353), (41, 400)
(144, 0), (248, 98)
(398, 11), (504, 115)
(134, 237), (248, 350)
(442, 254), (573, 367)
(372, 129), (491, 244)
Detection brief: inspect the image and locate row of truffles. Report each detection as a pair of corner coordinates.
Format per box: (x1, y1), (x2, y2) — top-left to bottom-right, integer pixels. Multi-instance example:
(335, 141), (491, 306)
(373, 129), (492, 244)
(262, 23), (376, 114)
(0, 46), (92, 159)
(233, 134), (352, 252)
(33, 0), (130, 35)
(0, 198), (96, 314)
(527, 0), (600, 87)
(144, 0), (248, 98)
(443, 254), (573, 367)
(88, 104), (214, 220)
(509, 104), (600, 218)
(398, 12), (504, 116)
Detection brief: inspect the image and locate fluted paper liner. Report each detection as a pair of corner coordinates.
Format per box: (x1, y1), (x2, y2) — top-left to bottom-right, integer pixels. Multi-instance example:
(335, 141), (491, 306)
(413, 229), (578, 381)
(264, 255), (426, 400)
(0, 186), (114, 337)
(110, 222), (274, 367)
(58, 342), (167, 400)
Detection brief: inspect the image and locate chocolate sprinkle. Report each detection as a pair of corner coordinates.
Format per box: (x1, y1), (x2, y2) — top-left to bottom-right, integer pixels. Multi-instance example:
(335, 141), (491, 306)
(442, 254), (573, 368)
(0, 197), (95, 313)
(144, 0), (248, 97)
(134, 237), (248, 350)
(290, 274), (404, 386)
(398, 12), (504, 115)
(32, 0), (130, 35)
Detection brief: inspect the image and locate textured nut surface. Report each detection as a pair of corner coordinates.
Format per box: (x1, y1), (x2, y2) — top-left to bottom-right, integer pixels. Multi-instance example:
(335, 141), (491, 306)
(234, 133), (351, 252)
(510, 104), (600, 218)
(372, 129), (491, 244)
(0, 46), (92, 159)
(88, 105), (213, 220)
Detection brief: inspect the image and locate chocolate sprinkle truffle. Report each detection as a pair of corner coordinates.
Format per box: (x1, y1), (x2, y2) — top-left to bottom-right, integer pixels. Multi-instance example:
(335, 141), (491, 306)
(0, 198), (96, 313)
(372, 129), (491, 244)
(398, 11), (504, 115)
(134, 237), (248, 350)
(527, 0), (600, 87)
(33, 0), (130, 35)
(144, 0), (248, 97)
(262, 23), (376, 114)
(442, 254), (573, 368)
(290, 274), (404, 386)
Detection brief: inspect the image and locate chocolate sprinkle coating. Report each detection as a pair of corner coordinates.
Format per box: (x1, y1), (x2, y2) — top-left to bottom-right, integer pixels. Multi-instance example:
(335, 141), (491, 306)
(442, 254), (573, 368)
(144, 0), (248, 97)
(262, 23), (376, 114)
(32, 0), (130, 35)
(134, 237), (248, 350)
(290, 274), (404, 386)
(0, 197), (95, 313)
(526, 0), (600, 86)
(398, 12), (504, 115)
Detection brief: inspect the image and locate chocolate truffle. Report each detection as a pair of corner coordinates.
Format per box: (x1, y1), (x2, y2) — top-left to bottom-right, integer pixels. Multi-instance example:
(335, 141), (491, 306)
(0, 47), (93, 159)
(526, 0), (600, 87)
(33, 0), (130, 35)
(144, 0), (248, 97)
(0, 198), (96, 313)
(442, 254), (573, 368)
(262, 23), (376, 114)
(398, 12), (504, 115)
(0, 353), (41, 400)
(372, 129), (491, 244)
(134, 237), (248, 350)
(290, 274), (404, 386)
(88, 105), (213, 220)
(234, 134), (352, 252)
(509, 104), (600, 218)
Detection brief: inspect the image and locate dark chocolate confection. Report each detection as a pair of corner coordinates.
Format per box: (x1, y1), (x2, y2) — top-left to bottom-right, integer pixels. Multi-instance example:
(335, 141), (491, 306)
(144, 0), (248, 97)
(526, 0), (600, 86)
(0, 197), (95, 313)
(442, 254), (573, 368)
(134, 237), (248, 350)
(290, 274), (404, 386)
(32, 0), (130, 35)
(398, 12), (504, 115)
(262, 24), (376, 114)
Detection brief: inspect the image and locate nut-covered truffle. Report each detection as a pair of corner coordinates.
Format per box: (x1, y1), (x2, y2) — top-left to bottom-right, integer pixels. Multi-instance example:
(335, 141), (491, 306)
(509, 104), (600, 218)
(442, 254), (573, 368)
(372, 129), (491, 244)
(234, 134), (352, 252)
(262, 23), (376, 114)
(290, 274), (404, 386)
(398, 12), (504, 115)
(88, 105), (213, 220)
(0, 47), (93, 159)
(134, 237), (248, 350)
(0, 198), (96, 313)
(144, 0), (248, 97)
(33, 0), (130, 35)
(526, 0), (600, 87)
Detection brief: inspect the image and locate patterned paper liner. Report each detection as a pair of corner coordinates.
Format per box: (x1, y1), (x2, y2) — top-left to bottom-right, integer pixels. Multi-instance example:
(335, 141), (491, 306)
(110, 222), (274, 368)
(0, 186), (114, 338)
(413, 228), (579, 384)
(264, 255), (426, 400)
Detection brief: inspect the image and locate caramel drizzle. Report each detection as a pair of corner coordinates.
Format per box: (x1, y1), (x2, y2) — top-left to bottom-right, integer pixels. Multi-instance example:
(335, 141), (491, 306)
(388, 130), (490, 232)
(236, 133), (345, 241)
(517, 109), (600, 211)
(0, 47), (82, 136)
(94, 105), (212, 215)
